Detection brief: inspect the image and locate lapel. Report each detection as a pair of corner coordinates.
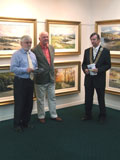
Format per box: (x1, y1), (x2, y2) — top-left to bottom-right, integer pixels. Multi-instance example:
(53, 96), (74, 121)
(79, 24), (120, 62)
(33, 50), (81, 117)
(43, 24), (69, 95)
(93, 46), (102, 63)
(89, 45), (103, 64)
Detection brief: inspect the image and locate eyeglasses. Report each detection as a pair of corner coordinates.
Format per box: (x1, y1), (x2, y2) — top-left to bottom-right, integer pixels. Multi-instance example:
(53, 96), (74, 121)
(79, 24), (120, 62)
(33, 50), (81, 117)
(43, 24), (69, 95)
(24, 41), (32, 44)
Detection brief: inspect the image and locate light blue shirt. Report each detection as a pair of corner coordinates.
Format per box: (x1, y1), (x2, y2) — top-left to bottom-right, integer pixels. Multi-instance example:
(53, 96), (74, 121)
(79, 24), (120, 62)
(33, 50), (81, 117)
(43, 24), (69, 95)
(10, 48), (38, 79)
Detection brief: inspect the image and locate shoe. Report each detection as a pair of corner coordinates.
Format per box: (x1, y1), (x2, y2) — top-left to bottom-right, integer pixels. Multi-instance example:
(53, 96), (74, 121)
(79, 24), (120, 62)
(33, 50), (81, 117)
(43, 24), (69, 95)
(98, 116), (106, 124)
(81, 115), (92, 121)
(14, 126), (23, 132)
(39, 119), (45, 123)
(50, 117), (62, 122)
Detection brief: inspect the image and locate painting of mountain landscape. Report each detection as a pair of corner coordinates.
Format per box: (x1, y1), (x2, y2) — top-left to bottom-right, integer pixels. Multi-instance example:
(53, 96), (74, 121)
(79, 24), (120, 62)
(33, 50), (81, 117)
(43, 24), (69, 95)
(48, 22), (80, 55)
(50, 24), (76, 50)
(101, 26), (120, 51)
(51, 32), (75, 50)
(0, 22), (33, 51)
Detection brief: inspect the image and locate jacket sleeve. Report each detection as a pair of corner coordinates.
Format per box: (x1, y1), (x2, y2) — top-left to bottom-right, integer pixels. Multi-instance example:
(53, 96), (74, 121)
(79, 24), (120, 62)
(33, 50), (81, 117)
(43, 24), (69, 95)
(98, 49), (111, 73)
(82, 49), (88, 74)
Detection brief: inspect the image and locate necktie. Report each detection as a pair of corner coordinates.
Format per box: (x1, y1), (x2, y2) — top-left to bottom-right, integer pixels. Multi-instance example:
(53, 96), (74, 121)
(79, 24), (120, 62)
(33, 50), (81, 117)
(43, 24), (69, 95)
(93, 48), (97, 59)
(27, 51), (34, 80)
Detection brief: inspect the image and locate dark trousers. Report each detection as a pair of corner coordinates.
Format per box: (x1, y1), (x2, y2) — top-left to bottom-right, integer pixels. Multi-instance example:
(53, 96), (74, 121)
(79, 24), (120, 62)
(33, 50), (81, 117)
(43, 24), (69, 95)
(14, 76), (34, 128)
(85, 86), (106, 117)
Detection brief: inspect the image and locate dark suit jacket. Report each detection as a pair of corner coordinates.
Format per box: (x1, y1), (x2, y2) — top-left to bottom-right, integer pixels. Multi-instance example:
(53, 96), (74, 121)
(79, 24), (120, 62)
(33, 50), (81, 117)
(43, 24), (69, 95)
(32, 44), (55, 84)
(82, 46), (111, 88)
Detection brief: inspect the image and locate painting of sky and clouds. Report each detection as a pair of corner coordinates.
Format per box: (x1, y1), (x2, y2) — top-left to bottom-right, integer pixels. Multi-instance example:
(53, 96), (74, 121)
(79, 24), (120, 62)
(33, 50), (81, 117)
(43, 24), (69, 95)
(0, 22), (33, 51)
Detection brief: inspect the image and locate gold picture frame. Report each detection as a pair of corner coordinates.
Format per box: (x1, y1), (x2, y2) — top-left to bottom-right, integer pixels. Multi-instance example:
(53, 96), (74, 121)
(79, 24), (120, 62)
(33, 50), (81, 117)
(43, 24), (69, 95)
(0, 65), (14, 105)
(106, 62), (120, 95)
(0, 17), (37, 58)
(95, 20), (120, 58)
(0, 65), (36, 106)
(54, 61), (81, 96)
(46, 19), (81, 56)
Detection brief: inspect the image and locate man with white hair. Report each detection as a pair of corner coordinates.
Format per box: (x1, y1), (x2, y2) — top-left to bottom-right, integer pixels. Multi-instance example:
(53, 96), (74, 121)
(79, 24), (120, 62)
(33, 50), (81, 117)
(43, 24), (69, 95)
(10, 35), (37, 132)
(32, 32), (62, 123)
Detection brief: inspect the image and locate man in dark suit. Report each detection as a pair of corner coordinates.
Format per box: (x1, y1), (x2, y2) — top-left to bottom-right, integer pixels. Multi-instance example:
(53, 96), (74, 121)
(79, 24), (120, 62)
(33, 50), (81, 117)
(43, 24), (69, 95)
(32, 32), (62, 123)
(82, 32), (111, 123)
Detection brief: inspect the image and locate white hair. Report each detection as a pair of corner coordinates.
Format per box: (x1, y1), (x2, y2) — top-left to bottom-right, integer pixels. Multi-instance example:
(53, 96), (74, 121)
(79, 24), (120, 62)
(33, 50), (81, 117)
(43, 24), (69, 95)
(20, 35), (32, 42)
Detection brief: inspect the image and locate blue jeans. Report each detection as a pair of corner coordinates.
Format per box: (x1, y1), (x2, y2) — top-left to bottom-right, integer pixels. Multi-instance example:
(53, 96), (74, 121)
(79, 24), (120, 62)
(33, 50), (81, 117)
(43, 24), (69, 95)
(35, 83), (58, 119)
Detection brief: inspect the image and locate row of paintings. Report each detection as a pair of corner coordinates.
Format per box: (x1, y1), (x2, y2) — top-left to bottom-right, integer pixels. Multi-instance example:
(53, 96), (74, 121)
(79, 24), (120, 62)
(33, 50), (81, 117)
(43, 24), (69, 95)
(0, 61), (120, 106)
(0, 61), (81, 106)
(1, 17), (120, 58)
(0, 17), (80, 57)
(0, 17), (119, 106)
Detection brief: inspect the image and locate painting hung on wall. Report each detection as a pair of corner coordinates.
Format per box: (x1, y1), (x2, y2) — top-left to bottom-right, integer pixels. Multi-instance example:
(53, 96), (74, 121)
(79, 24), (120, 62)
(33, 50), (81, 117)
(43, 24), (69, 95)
(0, 65), (36, 106)
(46, 20), (81, 55)
(0, 65), (14, 106)
(106, 62), (120, 95)
(54, 61), (81, 96)
(96, 20), (120, 58)
(0, 17), (37, 58)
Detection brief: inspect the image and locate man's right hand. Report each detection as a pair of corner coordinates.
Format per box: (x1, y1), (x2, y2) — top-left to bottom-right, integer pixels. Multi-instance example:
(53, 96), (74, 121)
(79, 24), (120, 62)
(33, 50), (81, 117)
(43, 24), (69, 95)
(85, 69), (89, 74)
(27, 68), (33, 73)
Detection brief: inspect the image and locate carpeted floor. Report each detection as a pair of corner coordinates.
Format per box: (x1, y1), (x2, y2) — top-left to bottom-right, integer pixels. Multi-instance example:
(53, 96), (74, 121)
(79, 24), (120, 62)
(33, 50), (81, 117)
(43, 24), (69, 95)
(0, 104), (120, 160)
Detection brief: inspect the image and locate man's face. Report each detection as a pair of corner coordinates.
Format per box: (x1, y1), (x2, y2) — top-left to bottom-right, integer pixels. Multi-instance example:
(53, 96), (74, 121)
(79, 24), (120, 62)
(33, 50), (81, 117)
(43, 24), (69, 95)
(21, 38), (32, 51)
(90, 35), (100, 47)
(39, 33), (49, 46)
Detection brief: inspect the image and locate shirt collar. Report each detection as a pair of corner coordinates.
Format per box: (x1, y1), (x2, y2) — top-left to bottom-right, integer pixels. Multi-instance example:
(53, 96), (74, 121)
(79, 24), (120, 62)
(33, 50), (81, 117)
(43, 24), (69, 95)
(93, 45), (100, 52)
(21, 48), (30, 54)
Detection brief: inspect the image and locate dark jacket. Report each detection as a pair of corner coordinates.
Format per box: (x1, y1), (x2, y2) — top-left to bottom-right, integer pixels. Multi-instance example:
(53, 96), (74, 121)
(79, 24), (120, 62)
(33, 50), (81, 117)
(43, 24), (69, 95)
(82, 46), (111, 88)
(32, 44), (55, 84)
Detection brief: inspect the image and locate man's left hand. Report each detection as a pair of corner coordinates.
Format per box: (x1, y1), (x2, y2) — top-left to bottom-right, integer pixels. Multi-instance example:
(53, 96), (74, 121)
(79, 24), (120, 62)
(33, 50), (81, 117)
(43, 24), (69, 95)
(92, 68), (98, 73)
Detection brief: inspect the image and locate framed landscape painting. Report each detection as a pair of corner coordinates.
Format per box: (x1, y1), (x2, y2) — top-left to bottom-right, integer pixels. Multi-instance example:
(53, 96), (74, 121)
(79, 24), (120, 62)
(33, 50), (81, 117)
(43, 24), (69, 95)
(0, 65), (36, 106)
(54, 61), (81, 96)
(0, 65), (14, 106)
(106, 62), (120, 95)
(0, 17), (37, 58)
(96, 20), (120, 58)
(46, 20), (81, 56)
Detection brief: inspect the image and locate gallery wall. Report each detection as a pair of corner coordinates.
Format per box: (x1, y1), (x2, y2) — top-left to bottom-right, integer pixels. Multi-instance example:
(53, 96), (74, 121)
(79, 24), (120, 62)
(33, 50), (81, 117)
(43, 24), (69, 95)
(0, 0), (119, 121)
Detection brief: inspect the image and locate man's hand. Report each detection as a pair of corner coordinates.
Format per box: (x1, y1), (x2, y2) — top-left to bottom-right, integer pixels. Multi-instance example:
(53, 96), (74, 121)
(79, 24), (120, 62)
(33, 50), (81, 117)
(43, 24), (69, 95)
(85, 69), (89, 74)
(27, 68), (34, 73)
(92, 68), (98, 73)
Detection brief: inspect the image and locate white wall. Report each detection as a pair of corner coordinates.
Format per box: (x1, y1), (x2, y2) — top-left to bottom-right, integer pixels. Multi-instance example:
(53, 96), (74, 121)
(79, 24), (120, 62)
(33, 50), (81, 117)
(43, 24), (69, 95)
(0, 0), (119, 121)
(91, 0), (120, 23)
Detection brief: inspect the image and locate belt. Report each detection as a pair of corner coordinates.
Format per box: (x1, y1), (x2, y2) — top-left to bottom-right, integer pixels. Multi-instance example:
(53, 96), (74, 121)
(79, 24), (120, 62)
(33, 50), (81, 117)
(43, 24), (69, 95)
(15, 76), (31, 81)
